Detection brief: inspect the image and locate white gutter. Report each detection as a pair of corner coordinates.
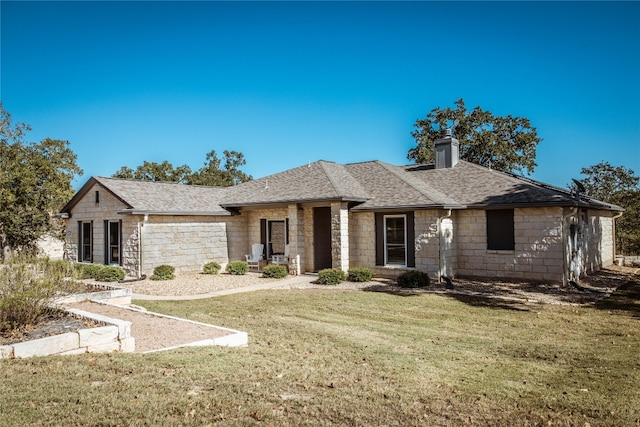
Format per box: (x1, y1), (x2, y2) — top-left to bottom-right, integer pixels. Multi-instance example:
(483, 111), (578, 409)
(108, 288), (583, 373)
(438, 209), (452, 283)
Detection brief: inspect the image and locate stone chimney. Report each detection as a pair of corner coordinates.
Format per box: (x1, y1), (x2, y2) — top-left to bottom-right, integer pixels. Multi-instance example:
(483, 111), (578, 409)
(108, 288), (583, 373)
(434, 129), (459, 169)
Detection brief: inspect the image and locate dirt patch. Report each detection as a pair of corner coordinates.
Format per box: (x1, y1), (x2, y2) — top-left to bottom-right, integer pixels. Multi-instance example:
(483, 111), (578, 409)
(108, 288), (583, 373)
(84, 272), (278, 297)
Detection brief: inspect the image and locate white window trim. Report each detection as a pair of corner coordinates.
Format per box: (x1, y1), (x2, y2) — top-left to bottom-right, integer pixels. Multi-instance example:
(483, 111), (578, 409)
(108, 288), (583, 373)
(383, 214), (407, 267)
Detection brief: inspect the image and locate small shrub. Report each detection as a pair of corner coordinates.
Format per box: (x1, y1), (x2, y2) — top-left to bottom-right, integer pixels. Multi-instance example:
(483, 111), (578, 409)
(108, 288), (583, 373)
(0, 257), (79, 332)
(317, 268), (346, 286)
(151, 265), (175, 281)
(95, 266), (125, 282)
(202, 262), (221, 275)
(347, 267), (374, 283)
(396, 270), (430, 288)
(74, 263), (104, 279)
(262, 264), (287, 279)
(226, 261), (248, 275)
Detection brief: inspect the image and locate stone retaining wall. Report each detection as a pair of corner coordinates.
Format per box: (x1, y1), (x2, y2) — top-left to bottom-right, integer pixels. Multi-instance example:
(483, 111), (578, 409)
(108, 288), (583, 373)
(0, 307), (134, 359)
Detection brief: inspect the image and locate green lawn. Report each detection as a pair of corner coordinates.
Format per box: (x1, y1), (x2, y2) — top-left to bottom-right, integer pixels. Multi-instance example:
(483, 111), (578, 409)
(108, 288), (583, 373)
(1, 280), (639, 426)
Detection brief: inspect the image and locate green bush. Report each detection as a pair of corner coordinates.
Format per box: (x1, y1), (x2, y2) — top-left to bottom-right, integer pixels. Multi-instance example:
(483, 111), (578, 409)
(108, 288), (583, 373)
(95, 266), (125, 282)
(317, 268), (346, 286)
(74, 263), (104, 279)
(0, 257), (80, 332)
(151, 265), (175, 281)
(202, 261), (221, 275)
(262, 264), (287, 279)
(226, 261), (248, 275)
(396, 270), (430, 288)
(347, 267), (374, 283)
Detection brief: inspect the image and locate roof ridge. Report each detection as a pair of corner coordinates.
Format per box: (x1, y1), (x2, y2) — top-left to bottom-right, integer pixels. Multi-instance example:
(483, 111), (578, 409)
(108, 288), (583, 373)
(377, 161), (461, 206)
(318, 160), (349, 198)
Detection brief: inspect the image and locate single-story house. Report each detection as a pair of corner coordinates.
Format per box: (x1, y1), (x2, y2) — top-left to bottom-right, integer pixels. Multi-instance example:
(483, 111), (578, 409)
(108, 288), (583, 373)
(60, 135), (623, 284)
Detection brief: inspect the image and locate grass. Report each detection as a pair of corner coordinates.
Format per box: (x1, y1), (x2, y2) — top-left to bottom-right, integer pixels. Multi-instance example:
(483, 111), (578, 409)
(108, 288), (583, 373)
(1, 278), (639, 426)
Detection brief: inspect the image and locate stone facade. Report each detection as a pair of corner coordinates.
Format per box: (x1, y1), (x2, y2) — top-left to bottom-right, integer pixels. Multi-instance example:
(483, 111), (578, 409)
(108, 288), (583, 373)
(64, 183), (139, 274)
(64, 183), (617, 283)
(456, 207), (565, 281)
(140, 214), (245, 276)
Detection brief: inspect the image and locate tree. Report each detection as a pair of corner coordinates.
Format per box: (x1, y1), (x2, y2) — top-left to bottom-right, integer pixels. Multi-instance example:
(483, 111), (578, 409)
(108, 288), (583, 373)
(187, 150), (252, 186)
(113, 150), (252, 187)
(112, 161), (192, 183)
(409, 99), (542, 175)
(572, 162), (640, 255)
(0, 103), (83, 257)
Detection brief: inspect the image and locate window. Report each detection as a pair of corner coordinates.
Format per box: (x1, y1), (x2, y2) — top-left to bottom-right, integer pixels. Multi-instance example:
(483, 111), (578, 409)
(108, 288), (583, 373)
(95, 190), (100, 204)
(375, 212), (415, 267)
(486, 209), (515, 250)
(385, 215), (407, 265)
(78, 221), (93, 262)
(260, 219), (289, 258)
(104, 220), (122, 265)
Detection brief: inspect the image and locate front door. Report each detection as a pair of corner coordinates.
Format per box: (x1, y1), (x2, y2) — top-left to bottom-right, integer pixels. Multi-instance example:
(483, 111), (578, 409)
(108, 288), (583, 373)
(313, 207), (332, 271)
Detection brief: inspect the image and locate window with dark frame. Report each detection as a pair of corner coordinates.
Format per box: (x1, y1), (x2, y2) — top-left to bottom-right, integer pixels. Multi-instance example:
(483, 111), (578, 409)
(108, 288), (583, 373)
(108, 221), (120, 264)
(486, 209), (515, 250)
(79, 221), (93, 262)
(384, 215), (407, 266)
(375, 212), (415, 268)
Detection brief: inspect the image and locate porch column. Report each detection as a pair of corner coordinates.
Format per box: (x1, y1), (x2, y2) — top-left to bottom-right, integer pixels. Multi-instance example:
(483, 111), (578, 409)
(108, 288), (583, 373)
(331, 201), (349, 271)
(287, 204), (302, 275)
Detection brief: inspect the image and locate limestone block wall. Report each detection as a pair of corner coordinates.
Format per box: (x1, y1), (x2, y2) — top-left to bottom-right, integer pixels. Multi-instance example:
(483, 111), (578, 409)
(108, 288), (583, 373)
(287, 204), (304, 274)
(414, 210), (442, 279)
(349, 212), (375, 268)
(64, 183), (139, 275)
(581, 209), (615, 273)
(330, 202), (349, 271)
(456, 207), (565, 282)
(141, 215), (243, 275)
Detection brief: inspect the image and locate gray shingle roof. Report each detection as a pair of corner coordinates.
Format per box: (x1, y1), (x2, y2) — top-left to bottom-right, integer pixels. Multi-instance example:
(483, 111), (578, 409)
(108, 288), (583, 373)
(62, 177), (230, 215)
(63, 160), (623, 215)
(220, 160), (368, 207)
(404, 161), (622, 210)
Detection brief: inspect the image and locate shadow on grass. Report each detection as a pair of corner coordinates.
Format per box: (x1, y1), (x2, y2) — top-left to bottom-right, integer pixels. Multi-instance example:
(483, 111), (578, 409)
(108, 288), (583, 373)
(443, 293), (532, 311)
(362, 284), (531, 310)
(594, 279), (640, 318)
(362, 284), (424, 297)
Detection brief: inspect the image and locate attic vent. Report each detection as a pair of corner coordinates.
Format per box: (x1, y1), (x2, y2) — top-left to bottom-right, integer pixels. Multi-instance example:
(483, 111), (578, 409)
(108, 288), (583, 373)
(95, 191), (100, 204)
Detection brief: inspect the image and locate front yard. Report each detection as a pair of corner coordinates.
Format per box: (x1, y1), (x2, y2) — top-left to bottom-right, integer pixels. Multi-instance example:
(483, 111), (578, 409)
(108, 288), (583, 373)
(1, 273), (638, 426)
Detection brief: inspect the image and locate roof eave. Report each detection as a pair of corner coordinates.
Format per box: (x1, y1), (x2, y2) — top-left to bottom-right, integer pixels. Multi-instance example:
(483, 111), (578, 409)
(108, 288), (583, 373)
(119, 209), (232, 216)
(351, 203), (466, 212)
(222, 196), (369, 209)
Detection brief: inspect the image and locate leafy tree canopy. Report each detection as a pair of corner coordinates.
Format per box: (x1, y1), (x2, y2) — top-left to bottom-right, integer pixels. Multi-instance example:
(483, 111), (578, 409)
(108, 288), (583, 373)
(0, 103), (83, 256)
(112, 150), (252, 186)
(572, 162), (640, 255)
(409, 99), (542, 175)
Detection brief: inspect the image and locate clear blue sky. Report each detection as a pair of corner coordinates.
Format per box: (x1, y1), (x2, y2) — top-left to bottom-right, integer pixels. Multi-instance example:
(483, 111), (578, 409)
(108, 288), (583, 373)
(2, 1), (639, 190)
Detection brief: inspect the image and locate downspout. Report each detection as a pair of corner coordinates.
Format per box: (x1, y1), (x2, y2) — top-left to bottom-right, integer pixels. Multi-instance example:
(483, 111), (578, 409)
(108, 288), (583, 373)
(438, 209), (452, 283)
(139, 214), (149, 279)
(137, 220), (142, 279)
(612, 211), (624, 264)
(562, 207), (578, 286)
